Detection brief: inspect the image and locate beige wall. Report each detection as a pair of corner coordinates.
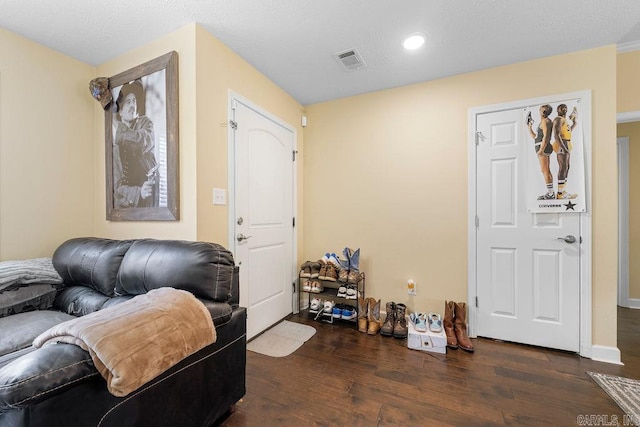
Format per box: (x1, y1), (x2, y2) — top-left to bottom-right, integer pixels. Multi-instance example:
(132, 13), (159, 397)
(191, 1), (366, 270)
(93, 24), (304, 252)
(305, 46), (618, 348)
(617, 122), (640, 299)
(94, 25), (199, 240)
(0, 28), (95, 259)
(617, 50), (640, 113)
(194, 26), (304, 248)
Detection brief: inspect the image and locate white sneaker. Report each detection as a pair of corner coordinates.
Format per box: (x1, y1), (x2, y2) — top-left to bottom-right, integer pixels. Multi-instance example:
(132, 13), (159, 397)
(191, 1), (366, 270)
(310, 297), (323, 311)
(323, 300), (335, 314)
(337, 285), (348, 298)
(345, 285), (358, 300)
(302, 280), (312, 292)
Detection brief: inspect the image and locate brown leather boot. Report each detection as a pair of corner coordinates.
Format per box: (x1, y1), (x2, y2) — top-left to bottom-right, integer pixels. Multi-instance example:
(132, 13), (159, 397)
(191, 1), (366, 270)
(380, 302), (395, 337)
(454, 302), (474, 352)
(357, 297), (368, 333)
(392, 303), (408, 339)
(444, 300), (458, 349)
(367, 298), (382, 335)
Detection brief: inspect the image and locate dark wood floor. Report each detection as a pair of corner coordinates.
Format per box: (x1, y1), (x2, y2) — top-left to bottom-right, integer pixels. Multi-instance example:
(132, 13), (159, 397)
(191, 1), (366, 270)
(220, 307), (640, 426)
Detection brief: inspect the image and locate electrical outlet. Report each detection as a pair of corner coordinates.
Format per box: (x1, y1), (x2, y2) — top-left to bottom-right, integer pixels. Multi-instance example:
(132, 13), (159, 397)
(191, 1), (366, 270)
(407, 279), (416, 296)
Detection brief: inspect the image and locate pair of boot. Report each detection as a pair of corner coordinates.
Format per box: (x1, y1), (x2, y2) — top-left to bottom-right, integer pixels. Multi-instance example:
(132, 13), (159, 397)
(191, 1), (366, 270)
(443, 301), (474, 352)
(380, 302), (408, 339)
(357, 297), (383, 335)
(339, 248), (363, 285)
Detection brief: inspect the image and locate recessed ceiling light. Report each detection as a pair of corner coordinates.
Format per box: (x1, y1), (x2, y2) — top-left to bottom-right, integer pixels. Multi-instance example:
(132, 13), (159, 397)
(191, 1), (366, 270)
(403, 33), (426, 50)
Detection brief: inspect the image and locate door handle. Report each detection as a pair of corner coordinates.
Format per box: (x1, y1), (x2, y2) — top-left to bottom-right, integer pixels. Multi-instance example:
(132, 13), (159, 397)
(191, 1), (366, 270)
(557, 235), (577, 244)
(237, 233), (252, 242)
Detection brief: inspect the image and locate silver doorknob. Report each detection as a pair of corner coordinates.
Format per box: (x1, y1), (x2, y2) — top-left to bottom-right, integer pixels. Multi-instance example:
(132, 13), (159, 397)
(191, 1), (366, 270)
(557, 235), (577, 244)
(237, 233), (252, 242)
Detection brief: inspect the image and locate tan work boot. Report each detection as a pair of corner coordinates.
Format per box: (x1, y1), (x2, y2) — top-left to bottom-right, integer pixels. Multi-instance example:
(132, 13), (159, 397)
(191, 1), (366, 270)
(367, 298), (382, 335)
(454, 302), (474, 352)
(392, 303), (408, 339)
(357, 297), (369, 333)
(380, 302), (396, 337)
(444, 300), (458, 349)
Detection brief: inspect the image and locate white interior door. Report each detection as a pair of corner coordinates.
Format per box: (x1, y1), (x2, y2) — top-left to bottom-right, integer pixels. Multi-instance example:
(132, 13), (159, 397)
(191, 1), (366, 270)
(232, 98), (295, 340)
(475, 108), (581, 352)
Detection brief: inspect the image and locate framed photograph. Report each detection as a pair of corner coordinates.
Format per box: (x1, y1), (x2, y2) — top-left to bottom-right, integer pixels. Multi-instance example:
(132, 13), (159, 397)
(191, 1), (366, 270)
(105, 51), (179, 221)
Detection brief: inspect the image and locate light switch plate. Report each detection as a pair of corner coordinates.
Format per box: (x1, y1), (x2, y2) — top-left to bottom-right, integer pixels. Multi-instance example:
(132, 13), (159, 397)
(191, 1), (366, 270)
(213, 188), (226, 205)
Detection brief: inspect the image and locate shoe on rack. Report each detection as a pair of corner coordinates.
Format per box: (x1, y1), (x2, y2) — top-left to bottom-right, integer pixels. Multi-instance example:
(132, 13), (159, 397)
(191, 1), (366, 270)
(341, 306), (357, 320)
(332, 304), (343, 318)
(310, 262), (321, 278)
(299, 261), (312, 278)
(324, 263), (338, 282)
(318, 263), (328, 280)
(337, 285), (348, 298)
(428, 312), (443, 333)
(302, 280), (312, 292)
(537, 192), (555, 200)
(310, 280), (323, 293)
(338, 267), (349, 283)
(409, 312), (427, 333)
(323, 300), (335, 314)
(328, 253), (341, 267)
(310, 297), (323, 311)
(347, 270), (362, 285)
(345, 285), (358, 300)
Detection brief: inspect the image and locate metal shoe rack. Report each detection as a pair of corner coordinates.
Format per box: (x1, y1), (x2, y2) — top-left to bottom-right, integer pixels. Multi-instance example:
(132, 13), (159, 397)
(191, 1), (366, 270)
(299, 272), (365, 326)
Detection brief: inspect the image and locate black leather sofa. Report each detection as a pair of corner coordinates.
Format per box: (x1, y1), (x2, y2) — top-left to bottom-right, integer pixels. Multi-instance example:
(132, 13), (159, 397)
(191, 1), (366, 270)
(0, 237), (246, 427)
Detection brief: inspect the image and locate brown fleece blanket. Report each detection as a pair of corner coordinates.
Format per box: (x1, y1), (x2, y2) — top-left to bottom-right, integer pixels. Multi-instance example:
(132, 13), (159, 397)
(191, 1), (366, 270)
(33, 287), (216, 397)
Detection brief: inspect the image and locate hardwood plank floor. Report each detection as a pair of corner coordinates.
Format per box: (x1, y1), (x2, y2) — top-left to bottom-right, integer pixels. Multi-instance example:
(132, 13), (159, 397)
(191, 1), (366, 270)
(218, 307), (640, 426)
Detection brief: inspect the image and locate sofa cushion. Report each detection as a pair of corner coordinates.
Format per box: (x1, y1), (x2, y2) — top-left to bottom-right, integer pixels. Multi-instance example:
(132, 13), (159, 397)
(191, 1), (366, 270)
(115, 239), (235, 302)
(0, 311), (76, 357)
(0, 284), (58, 318)
(53, 286), (111, 316)
(0, 258), (63, 293)
(53, 238), (133, 297)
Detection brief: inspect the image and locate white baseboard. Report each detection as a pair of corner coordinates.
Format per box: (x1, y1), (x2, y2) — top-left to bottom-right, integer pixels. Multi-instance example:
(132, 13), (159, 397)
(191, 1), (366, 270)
(591, 345), (623, 365)
(626, 298), (640, 309)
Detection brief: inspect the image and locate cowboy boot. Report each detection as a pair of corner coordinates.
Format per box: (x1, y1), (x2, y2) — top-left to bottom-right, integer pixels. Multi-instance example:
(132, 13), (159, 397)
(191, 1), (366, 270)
(392, 303), (408, 339)
(444, 300), (458, 349)
(367, 298), (382, 335)
(454, 302), (474, 352)
(357, 297), (369, 333)
(380, 302), (396, 337)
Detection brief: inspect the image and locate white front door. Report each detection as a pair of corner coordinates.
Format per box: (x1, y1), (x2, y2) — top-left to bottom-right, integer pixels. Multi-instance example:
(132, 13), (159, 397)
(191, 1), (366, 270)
(231, 98), (295, 340)
(475, 108), (581, 352)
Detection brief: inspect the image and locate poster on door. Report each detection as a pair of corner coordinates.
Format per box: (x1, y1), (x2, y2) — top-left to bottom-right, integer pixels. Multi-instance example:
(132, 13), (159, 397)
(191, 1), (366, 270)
(524, 99), (586, 213)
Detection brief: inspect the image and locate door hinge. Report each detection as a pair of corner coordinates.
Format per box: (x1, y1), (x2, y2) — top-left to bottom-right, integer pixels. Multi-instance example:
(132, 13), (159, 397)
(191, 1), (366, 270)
(229, 120), (238, 130)
(475, 296), (479, 308)
(475, 215), (479, 228)
(475, 131), (485, 145)
(579, 236), (582, 244)
(293, 150), (298, 161)
(292, 217), (296, 227)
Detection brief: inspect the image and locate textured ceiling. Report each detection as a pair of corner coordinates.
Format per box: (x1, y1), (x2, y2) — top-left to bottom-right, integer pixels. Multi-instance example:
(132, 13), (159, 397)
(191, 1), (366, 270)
(1, 0), (640, 106)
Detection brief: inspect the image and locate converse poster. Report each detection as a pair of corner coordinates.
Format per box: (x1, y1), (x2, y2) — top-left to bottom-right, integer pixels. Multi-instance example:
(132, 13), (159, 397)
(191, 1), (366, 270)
(525, 99), (586, 213)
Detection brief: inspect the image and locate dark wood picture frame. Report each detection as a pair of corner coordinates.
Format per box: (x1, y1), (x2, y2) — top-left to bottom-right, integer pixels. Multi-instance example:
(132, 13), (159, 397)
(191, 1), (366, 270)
(105, 51), (179, 221)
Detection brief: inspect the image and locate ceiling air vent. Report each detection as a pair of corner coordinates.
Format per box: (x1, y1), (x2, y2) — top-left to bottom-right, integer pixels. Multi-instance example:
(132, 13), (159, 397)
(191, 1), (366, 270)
(335, 48), (366, 71)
